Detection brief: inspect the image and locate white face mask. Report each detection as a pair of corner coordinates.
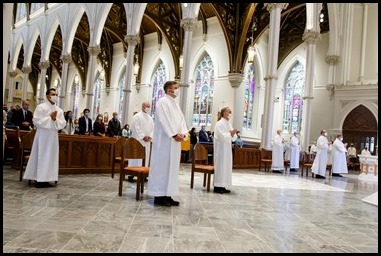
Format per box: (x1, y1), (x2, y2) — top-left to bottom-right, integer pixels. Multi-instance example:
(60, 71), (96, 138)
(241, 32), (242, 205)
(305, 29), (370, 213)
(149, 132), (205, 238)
(173, 89), (179, 98)
(50, 95), (58, 103)
(324, 132), (327, 136)
(339, 137), (343, 141)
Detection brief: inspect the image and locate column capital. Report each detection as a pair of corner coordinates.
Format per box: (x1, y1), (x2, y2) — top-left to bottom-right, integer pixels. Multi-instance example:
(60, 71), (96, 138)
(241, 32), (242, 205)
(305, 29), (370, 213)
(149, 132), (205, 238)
(9, 71), (18, 77)
(264, 74), (278, 81)
(87, 46), (101, 56)
(60, 54), (72, 63)
(181, 18), (197, 31)
(325, 55), (340, 65)
(38, 61), (50, 69)
(228, 73), (244, 88)
(21, 66), (32, 74)
(302, 31), (321, 44)
(124, 35), (140, 46)
(264, 3), (289, 12)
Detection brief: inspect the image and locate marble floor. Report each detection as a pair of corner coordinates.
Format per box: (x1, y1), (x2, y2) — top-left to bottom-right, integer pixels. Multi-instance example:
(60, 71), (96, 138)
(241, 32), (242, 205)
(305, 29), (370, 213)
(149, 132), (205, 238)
(3, 164), (378, 253)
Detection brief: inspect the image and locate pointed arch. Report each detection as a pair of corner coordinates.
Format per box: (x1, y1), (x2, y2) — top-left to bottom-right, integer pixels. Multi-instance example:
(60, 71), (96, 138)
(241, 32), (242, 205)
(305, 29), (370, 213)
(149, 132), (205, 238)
(149, 58), (168, 120)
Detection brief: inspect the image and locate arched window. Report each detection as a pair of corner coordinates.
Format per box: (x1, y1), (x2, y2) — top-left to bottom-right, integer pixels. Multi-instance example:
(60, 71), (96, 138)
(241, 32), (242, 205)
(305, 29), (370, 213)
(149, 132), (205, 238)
(92, 74), (103, 120)
(243, 63), (255, 130)
(72, 76), (81, 119)
(118, 69), (125, 116)
(282, 61), (305, 134)
(150, 60), (167, 120)
(16, 4), (27, 23)
(192, 53), (214, 127)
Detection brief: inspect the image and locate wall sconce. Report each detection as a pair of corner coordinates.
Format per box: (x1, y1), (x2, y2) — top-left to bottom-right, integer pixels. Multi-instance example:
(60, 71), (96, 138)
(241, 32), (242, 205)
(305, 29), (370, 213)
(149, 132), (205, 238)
(179, 54), (183, 71)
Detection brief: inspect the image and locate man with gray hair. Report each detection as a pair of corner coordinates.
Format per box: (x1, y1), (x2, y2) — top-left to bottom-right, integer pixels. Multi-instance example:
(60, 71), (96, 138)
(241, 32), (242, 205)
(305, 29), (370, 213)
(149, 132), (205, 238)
(107, 111), (121, 137)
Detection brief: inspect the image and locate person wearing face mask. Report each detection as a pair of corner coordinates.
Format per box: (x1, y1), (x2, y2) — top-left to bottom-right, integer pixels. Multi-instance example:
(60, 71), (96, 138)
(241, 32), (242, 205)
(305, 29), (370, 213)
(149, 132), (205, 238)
(63, 110), (75, 134)
(331, 134), (348, 177)
(213, 107), (238, 194)
(311, 129), (330, 179)
(93, 114), (106, 137)
(289, 132), (300, 172)
(23, 88), (66, 188)
(78, 108), (93, 135)
(147, 81), (188, 206)
(271, 129), (285, 173)
(127, 101), (155, 182)
(107, 111), (121, 137)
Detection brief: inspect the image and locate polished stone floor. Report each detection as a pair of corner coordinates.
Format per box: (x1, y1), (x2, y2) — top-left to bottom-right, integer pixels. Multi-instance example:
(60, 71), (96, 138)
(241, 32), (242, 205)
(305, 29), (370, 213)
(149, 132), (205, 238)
(3, 164), (378, 253)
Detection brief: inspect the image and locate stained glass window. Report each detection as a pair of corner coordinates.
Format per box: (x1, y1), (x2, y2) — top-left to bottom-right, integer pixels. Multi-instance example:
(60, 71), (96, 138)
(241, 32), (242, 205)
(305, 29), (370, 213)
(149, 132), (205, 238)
(150, 60), (166, 120)
(16, 4), (27, 23)
(72, 81), (80, 119)
(92, 75), (103, 120)
(118, 69), (125, 117)
(282, 61), (305, 134)
(192, 54), (214, 127)
(243, 63), (255, 130)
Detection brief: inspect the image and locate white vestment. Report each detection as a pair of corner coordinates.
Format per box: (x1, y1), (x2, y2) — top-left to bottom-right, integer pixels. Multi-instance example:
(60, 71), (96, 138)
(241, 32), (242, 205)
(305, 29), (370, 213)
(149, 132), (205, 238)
(310, 144), (317, 155)
(331, 138), (348, 174)
(23, 101), (66, 182)
(327, 144), (333, 165)
(289, 135), (300, 169)
(147, 95), (188, 197)
(311, 135), (329, 177)
(213, 118), (237, 188)
(361, 149), (371, 156)
(271, 134), (284, 170)
(129, 110), (154, 167)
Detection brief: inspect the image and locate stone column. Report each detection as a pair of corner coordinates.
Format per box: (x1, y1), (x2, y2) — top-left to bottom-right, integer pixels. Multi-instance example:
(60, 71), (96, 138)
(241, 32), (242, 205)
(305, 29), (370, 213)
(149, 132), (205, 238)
(300, 31), (321, 152)
(122, 35), (140, 125)
(325, 55), (340, 100)
(21, 66), (32, 101)
(85, 46), (101, 114)
(261, 3), (288, 150)
(3, 3), (13, 103)
(180, 18), (197, 126)
(38, 61), (50, 104)
(228, 73), (244, 132)
(59, 54), (72, 110)
(7, 71), (18, 107)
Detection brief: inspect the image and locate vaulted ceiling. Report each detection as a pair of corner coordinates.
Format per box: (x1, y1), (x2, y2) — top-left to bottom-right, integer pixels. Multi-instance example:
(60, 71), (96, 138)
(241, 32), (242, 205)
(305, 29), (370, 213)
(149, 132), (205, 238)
(15, 3), (329, 94)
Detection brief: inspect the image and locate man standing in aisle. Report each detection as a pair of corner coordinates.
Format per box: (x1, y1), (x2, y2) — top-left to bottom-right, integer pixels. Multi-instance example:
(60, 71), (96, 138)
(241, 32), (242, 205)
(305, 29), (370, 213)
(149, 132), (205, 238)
(23, 88), (66, 187)
(271, 129), (285, 173)
(289, 132), (300, 172)
(331, 134), (348, 177)
(311, 129), (330, 179)
(147, 81), (188, 206)
(107, 111), (122, 137)
(127, 101), (154, 182)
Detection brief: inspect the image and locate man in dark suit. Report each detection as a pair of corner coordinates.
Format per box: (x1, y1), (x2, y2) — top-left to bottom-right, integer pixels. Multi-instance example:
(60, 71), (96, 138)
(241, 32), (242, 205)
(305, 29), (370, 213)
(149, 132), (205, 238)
(10, 100), (34, 131)
(78, 108), (92, 135)
(198, 125), (210, 143)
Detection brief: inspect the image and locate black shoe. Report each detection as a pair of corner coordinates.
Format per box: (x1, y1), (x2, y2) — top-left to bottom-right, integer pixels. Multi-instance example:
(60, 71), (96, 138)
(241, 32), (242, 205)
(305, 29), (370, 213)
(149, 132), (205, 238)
(127, 176), (135, 183)
(315, 174), (326, 179)
(154, 196), (171, 206)
(222, 188), (231, 193)
(166, 197), (180, 206)
(290, 168), (297, 172)
(332, 173), (343, 177)
(272, 170), (282, 173)
(144, 177), (148, 182)
(213, 187), (224, 194)
(35, 182), (54, 188)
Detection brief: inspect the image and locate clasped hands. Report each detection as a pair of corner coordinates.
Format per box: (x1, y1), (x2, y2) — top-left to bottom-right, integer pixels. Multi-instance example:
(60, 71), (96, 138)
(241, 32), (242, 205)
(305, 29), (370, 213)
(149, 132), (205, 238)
(50, 111), (57, 121)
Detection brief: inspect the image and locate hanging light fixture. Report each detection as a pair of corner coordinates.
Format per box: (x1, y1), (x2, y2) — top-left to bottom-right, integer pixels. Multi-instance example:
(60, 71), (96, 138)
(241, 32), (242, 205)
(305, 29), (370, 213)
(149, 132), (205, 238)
(133, 55), (140, 76)
(247, 17), (257, 64)
(74, 74), (79, 84)
(179, 54), (184, 70)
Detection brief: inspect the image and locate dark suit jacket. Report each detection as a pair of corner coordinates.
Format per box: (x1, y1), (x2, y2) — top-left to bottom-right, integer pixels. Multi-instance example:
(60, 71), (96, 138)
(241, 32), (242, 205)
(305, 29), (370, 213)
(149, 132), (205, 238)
(11, 108), (34, 131)
(198, 130), (209, 142)
(78, 116), (92, 135)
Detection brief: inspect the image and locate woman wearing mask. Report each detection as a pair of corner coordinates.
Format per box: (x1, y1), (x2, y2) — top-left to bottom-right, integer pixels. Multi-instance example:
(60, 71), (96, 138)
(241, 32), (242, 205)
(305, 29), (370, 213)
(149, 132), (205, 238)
(63, 110), (75, 134)
(213, 107), (237, 194)
(93, 114), (106, 137)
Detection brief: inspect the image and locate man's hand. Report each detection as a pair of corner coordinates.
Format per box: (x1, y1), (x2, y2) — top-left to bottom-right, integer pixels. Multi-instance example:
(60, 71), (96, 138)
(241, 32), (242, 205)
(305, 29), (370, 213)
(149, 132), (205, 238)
(143, 136), (152, 142)
(230, 129), (237, 137)
(21, 121), (30, 127)
(50, 111), (57, 121)
(173, 133), (184, 142)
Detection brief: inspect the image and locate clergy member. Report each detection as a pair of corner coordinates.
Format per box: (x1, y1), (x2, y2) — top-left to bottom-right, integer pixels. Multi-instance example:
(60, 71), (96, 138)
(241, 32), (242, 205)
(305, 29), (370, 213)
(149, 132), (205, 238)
(147, 81), (188, 206)
(23, 88), (66, 187)
(311, 129), (329, 179)
(331, 134), (348, 177)
(127, 101), (154, 182)
(213, 106), (237, 194)
(289, 132), (300, 172)
(271, 129), (285, 173)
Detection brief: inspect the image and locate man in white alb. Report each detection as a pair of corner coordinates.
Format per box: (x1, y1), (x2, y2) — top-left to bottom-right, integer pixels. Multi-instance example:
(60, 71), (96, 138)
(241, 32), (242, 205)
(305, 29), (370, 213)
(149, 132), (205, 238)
(289, 132), (300, 172)
(311, 129), (329, 179)
(271, 129), (285, 173)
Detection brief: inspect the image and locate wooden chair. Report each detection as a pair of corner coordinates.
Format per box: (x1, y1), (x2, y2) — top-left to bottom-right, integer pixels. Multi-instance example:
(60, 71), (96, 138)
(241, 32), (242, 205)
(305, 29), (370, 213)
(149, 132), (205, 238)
(111, 137), (129, 178)
(190, 143), (214, 192)
(118, 137), (149, 200)
(259, 149), (272, 172)
(4, 127), (21, 164)
(19, 129), (36, 182)
(300, 152), (315, 177)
